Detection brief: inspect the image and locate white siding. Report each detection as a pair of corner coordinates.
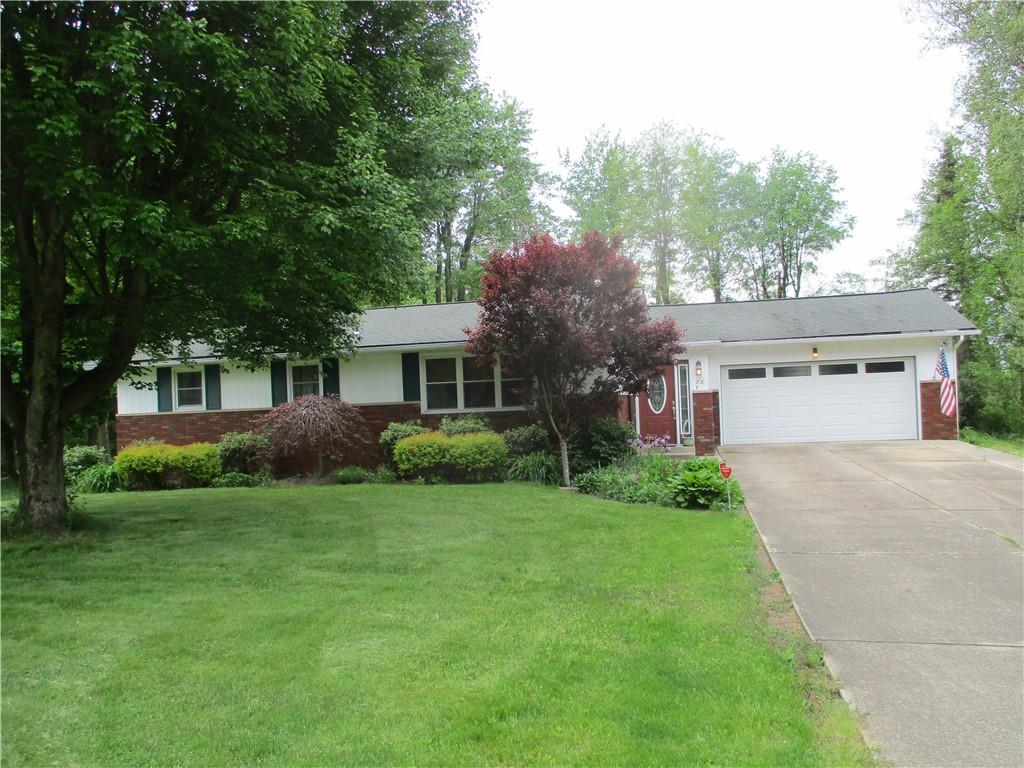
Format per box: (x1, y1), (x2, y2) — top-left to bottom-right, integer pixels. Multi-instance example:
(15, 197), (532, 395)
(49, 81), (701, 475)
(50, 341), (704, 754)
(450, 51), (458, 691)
(220, 366), (272, 410)
(116, 368), (157, 414)
(339, 352), (405, 404)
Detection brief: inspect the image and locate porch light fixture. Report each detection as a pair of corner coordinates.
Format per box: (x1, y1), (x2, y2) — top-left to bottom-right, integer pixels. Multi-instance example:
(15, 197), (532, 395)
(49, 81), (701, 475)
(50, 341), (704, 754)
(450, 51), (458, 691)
(811, 347), (819, 358)
(694, 360), (703, 379)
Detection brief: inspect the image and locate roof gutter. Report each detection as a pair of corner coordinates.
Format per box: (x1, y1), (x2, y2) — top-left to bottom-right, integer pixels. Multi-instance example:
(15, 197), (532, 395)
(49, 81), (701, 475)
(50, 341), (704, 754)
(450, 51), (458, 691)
(682, 328), (980, 349)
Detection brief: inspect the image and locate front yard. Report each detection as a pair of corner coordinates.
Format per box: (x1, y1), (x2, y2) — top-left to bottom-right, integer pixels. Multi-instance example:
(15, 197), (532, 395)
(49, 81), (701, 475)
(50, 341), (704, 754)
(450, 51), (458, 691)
(2, 485), (872, 766)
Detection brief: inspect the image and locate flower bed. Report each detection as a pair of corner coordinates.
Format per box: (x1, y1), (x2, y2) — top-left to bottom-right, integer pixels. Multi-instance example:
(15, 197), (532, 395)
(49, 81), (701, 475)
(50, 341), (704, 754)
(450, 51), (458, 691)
(576, 454), (742, 509)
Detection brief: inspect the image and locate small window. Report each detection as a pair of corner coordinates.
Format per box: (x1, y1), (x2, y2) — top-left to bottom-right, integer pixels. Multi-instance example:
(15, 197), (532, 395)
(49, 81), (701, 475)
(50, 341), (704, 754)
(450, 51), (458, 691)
(291, 364), (321, 398)
(865, 361), (905, 374)
(820, 363), (858, 376)
(728, 368), (767, 380)
(463, 356), (496, 409)
(647, 374), (667, 413)
(773, 365), (812, 378)
(425, 357), (458, 410)
(176, 370), (203, 408)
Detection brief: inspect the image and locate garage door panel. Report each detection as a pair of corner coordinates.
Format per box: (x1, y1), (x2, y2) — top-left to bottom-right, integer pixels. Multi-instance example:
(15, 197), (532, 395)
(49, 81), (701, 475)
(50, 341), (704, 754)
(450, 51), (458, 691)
(722, 357), (916, 445)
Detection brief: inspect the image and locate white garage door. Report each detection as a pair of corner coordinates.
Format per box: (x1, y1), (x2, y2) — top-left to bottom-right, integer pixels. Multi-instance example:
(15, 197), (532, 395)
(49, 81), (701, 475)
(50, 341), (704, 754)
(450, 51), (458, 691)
(721, 358), (918, 444)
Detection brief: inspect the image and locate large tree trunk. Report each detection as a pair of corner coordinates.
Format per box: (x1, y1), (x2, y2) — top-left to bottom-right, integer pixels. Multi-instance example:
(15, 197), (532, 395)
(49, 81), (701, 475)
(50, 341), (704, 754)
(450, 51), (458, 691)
(11, 204), (70, 531)
(4, 204), (147, 533)
(16, 414), (67, 532)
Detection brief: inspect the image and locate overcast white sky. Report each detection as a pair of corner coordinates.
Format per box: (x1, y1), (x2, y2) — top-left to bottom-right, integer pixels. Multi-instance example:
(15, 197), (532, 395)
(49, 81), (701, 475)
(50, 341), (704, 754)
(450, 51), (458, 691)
(474, 0), (966, 293)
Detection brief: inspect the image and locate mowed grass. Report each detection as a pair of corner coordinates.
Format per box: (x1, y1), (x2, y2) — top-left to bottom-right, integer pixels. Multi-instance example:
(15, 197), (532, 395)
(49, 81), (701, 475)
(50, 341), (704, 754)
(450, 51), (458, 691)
(2, 485), (873, 766)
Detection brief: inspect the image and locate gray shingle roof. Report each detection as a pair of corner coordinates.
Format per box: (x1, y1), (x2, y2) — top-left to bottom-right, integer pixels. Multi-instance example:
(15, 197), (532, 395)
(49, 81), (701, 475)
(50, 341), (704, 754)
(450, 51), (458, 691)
(357, 289), (977, 347)
(132, 289), (977, 362)
(356, 301), (479, 348)
(647, 289), (978, 344)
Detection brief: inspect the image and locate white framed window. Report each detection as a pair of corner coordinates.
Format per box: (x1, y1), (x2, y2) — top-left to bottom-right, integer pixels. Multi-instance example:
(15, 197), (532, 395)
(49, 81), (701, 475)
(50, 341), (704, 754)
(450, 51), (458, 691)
(174, 367), (205, 410)
(462, 356), (496, 408)
(289, 361), (321, 400)
(420, 353), (525, 413)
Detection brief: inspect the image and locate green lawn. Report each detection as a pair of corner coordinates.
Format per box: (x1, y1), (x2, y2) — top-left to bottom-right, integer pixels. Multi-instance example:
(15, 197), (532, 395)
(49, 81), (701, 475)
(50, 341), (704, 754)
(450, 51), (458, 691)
(961, 426), (1024, 457)
(2, 485), (873, 766)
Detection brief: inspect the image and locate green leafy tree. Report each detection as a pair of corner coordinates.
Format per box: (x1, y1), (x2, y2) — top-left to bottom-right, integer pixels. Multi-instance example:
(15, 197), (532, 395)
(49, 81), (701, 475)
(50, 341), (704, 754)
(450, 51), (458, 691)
(897, 1), (1024, 434)
(560, 128), (636, 241)
(562, 128), (853, 304)
(738, 149), (854, 299)
(677, 137), (753, 302)
(418, 89), (550, 303)
(629, 123), (689, 304)
(0, 1), (480, 530)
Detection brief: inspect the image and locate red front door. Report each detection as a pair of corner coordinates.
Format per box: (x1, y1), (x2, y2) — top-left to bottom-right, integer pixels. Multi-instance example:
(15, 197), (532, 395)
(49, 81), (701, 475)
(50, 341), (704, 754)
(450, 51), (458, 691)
(636, 364), (677, 444)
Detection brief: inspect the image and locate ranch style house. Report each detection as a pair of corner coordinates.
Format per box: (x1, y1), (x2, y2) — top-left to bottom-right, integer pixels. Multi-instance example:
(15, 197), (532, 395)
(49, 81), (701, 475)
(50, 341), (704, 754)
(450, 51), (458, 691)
(115, 289), (979, 462)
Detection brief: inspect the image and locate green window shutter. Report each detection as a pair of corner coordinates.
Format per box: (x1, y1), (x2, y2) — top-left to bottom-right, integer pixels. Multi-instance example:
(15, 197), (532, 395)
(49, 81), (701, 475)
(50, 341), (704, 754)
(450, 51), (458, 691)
(271, 360), (288, 406)
(401, 352), (420, 402)
(204, 364), (222, 410)
(156, 367), (173, 412)
(322, 358), (340, 396)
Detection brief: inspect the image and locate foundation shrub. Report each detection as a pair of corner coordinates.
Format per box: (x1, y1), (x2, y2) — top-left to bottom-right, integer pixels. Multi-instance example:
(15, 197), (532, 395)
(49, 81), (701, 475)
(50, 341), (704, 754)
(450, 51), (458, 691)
(393, 431), (507, 482)
(114, 442), (221, 490)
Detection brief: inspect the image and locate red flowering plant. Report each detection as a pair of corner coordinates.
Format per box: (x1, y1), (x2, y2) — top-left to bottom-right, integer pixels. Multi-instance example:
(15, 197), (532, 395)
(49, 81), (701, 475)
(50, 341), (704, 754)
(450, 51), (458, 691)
(466, 232), (683, 486)
(255, 394), (371, 476)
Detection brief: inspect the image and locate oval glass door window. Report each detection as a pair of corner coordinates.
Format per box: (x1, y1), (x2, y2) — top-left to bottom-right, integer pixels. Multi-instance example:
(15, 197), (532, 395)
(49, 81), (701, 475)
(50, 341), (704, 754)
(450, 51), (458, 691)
(648, 373), (667, 413)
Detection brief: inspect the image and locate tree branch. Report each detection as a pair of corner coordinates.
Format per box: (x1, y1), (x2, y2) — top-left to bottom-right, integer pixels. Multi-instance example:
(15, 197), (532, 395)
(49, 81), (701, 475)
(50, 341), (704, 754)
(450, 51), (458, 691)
(60, 267), (148, 420)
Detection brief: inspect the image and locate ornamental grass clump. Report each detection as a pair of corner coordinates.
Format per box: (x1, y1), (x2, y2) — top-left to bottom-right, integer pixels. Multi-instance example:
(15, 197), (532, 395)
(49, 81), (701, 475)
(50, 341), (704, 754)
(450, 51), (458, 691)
(507, 451), (561, 485)
(255, 395), (371, 476)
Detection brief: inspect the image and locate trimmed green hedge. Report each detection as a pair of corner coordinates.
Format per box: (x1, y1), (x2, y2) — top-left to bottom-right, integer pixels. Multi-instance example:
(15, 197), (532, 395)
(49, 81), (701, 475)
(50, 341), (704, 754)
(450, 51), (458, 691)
(393, 431), (508, 483)
(114, 442), (221, 490)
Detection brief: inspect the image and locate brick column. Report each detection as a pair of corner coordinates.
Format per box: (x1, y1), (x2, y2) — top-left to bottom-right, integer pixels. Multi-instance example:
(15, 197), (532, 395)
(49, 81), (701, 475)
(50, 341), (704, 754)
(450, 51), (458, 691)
(692, 391), (720, 456)
(920, 380), (958, 440)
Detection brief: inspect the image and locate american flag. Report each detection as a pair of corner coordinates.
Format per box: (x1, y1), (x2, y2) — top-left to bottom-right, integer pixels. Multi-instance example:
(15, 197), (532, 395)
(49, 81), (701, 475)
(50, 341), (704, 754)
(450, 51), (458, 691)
(935, 346), (957, 417)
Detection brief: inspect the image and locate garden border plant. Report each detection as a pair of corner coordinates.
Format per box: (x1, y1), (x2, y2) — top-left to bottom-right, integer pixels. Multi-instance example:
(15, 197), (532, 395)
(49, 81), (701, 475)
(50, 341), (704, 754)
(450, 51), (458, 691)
(576, 454), (742, 510)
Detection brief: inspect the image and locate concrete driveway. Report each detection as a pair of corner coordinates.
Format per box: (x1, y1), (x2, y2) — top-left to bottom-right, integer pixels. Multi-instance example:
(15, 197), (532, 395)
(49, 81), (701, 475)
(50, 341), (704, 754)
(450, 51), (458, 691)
(720, 440), (1023, 768)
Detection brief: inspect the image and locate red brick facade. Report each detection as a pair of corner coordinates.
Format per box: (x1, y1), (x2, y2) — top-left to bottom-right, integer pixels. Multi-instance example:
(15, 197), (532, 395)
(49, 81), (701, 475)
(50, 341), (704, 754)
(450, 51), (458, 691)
(692, 391), (720, 456)
(920, 380), (958, 440)
(116, 409), (270, 448)
(116, 404), (535, 467)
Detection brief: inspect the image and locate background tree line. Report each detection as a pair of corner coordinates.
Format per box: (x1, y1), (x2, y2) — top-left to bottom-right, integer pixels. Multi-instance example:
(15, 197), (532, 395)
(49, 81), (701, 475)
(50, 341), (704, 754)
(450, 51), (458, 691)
(560, 126), (855, 304)
(411, 113), (858, 307)
(880, 0), (1023, 435)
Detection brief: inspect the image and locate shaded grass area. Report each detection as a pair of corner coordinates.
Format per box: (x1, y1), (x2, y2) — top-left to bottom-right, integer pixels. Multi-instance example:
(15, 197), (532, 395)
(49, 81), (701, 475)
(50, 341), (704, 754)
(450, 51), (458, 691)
(960, 426), (1024, 457)
(2, 485), (874, 766)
